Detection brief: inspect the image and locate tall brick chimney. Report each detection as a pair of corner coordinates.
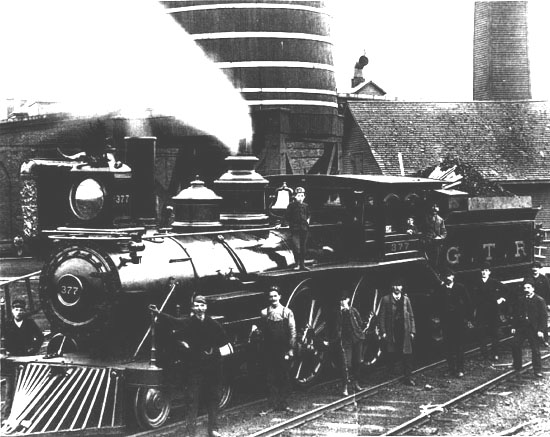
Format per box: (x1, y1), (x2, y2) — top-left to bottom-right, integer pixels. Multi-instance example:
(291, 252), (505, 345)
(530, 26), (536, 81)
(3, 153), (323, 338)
(473, 1), (531, 100)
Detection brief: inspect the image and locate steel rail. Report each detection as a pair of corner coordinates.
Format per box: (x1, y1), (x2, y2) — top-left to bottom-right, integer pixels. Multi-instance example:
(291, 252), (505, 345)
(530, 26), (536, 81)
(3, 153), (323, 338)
(244, 339), (515, 437)
(383, 352), (550, 436)
(246, 355), (460, 437)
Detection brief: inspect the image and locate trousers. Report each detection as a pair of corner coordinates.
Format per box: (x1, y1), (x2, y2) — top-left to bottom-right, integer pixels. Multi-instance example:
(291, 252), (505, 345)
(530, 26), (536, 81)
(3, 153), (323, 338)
(442, 318), (466, 373)
(291, 230), (308, 267)
(185, 362), (222, 437)
(512, 326), (542, 373)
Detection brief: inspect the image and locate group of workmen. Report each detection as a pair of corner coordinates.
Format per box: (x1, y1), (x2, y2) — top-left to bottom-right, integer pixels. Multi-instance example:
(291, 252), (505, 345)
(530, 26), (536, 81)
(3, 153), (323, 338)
(2, 188), (550, 437)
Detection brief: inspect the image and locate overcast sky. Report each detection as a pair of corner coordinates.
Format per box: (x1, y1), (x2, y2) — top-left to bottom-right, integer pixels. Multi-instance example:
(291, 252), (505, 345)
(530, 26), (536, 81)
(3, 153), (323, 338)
(1, 1), (548, 110)
(328, 0), (550, 101)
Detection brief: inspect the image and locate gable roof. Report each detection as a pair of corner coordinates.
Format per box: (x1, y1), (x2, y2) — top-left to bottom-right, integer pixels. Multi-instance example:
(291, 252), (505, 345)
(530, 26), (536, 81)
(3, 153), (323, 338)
(350, 80), (387, 96)
(346, 100), (550, 182)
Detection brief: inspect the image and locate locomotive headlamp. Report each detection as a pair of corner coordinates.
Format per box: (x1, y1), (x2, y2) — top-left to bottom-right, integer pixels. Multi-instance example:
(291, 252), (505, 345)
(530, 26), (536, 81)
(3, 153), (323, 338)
(70, 178), (105, 220)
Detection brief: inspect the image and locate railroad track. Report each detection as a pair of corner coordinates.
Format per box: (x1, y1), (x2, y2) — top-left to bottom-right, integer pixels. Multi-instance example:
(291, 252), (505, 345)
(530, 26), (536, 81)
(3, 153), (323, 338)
(126, 340), (548, 437)
(243, 348), (550, 437)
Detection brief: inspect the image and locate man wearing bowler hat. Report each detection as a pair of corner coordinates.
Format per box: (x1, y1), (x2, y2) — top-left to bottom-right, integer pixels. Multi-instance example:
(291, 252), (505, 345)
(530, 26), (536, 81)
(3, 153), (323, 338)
(511, 278), (548, 379)
(286, 186), (310, 271)
(434, 268), (473, 377)
(379, 277), (416, 386)
(150, 295), (228, 437)
(471, 261), (508, 361)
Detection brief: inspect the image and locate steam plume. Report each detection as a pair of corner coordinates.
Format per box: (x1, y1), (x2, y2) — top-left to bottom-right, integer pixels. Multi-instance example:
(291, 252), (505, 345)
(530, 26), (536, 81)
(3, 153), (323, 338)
(0, 0), (252, 152)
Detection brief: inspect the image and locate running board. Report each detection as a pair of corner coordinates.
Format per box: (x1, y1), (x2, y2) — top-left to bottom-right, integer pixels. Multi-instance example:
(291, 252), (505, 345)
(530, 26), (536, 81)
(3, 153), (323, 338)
(1, 363), (123, 435)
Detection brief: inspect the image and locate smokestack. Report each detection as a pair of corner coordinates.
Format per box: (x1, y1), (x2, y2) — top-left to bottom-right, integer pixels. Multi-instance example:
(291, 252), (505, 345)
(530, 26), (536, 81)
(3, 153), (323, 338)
(351, 55), (369, 88)
(473, 1), (531, 100)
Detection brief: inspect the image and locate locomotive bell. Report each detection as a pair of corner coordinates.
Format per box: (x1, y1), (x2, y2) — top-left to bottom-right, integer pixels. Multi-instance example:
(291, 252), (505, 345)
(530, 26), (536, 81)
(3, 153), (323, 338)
(271, 182), (293, 210)
(171, 177), (222, 229)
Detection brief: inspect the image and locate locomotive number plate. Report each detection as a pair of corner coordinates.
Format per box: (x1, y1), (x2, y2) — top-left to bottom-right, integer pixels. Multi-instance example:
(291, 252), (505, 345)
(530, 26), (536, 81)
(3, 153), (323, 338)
(57, 274), (83, 307)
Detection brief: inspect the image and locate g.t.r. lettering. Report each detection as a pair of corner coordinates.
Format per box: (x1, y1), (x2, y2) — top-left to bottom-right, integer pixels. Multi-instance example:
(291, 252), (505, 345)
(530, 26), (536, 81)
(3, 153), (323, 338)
(446, 239), (527, 266)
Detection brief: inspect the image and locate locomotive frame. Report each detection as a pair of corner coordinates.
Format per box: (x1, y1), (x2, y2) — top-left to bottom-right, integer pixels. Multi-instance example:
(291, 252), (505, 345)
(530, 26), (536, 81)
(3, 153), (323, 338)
(1, 137), (538, 433)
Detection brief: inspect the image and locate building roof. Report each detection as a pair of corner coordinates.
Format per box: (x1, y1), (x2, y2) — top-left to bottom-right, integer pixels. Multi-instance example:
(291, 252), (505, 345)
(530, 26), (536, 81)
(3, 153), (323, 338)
(346, 100), (550, 182)
(350, 80), (386, 96)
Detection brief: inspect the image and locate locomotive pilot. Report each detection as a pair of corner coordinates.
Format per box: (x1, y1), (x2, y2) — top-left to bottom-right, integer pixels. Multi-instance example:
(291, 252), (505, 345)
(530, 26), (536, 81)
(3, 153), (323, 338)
(471, 262), (508, 361)
(286, 186), (310, 271)
(511, 278), (548, 378)
(379, 277), (416, 386)
(149, 295), (228, 437)
(253, 285), (296, 413)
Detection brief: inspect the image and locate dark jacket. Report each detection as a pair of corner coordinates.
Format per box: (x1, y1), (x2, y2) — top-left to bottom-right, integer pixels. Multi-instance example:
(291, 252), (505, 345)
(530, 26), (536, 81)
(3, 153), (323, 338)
(379, 294), (416, 354)
(337, 307), (366, 344)
(471, 277), (508, 320)
(531, 274), (550, 306)
(286, 201), (310, 232)
(512, 293), (548, 332)
(434, 282), (473, 325)
(158, 313), (228, 366)
(424, 214), (447, 240)
(4, 318), (44, 356)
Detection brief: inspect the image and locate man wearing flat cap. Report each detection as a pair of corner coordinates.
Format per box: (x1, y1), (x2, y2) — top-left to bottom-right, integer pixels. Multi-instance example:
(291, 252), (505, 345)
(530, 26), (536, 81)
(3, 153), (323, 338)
(379, 277), (416, 386)
(511, 278), (548, 378)
(150, 295), (228, 437)
(286, 186), (310, 271)
(434, 268), (473, 377)
(471, 261), (509, 361)
(4, 299), (43, 356)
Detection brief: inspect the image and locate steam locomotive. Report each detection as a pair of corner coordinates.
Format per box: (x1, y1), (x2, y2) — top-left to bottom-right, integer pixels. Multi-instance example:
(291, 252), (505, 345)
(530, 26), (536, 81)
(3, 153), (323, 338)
(1, 137), (537, 433)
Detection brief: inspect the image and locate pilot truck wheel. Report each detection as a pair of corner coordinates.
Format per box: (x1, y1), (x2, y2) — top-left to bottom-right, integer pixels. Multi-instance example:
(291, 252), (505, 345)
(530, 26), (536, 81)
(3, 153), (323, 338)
(132, 386), (171, 430)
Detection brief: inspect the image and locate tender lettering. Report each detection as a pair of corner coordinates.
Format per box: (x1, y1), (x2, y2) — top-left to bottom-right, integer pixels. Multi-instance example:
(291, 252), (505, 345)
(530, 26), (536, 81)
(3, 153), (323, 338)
(483, 243), (496, 260)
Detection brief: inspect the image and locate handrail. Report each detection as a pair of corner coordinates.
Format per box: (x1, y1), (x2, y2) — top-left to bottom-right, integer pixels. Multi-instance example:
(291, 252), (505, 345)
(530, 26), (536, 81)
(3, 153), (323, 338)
(0, 270), (42, 315)
(0, 270), (41, 285)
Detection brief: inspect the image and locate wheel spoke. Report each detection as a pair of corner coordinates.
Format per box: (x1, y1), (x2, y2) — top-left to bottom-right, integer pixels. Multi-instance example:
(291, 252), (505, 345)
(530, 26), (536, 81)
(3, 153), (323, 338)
(308, 299), (316, 326)
(294, 360), (304, 379)
(312, 305), (322, 329)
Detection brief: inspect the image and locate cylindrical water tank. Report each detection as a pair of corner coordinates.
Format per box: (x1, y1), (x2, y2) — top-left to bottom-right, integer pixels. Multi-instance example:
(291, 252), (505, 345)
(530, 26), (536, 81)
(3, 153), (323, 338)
(164, 0), (337, 121)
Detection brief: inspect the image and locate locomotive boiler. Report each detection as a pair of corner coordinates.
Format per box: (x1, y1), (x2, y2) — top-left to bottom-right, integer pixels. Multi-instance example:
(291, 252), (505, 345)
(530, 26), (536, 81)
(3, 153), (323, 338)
(1, 137), (538, 434)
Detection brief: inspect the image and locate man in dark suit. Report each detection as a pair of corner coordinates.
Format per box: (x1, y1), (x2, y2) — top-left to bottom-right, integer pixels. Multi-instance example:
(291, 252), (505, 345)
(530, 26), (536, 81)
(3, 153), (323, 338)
(434, 268), (473, 377)
(471, 262), (508, 361)
(511, 279), (548, 378)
